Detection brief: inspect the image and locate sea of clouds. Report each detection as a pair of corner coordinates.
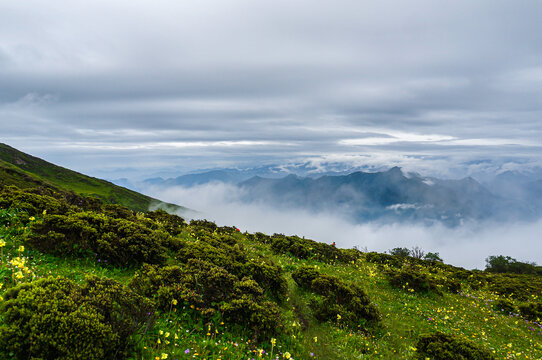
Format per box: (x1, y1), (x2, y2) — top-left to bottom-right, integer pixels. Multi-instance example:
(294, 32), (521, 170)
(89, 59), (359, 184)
(146, 182), (542, 270)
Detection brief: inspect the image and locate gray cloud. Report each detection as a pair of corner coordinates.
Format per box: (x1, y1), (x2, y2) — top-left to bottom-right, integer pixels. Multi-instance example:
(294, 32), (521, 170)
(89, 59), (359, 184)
(1, 0), (542, 178)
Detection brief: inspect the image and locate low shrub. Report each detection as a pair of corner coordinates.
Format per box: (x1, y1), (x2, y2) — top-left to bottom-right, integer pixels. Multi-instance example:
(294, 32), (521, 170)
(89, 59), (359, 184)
(364, 252), (402, 267)
(145, 209), (186, 236)
(129, 260), (282, 339)
(0, 185), (69, 215)
(27, 211), (170, 266)
(484, 273), (542, 300)
(492, 298), (516, 315)
(416, 332), (495, 360)
(176, 233), (287, 301)
(517, 301), (542, 321)
(0, 276), (154, 360)
(292, 266), (380, 327)
(386, 266), (440, 294)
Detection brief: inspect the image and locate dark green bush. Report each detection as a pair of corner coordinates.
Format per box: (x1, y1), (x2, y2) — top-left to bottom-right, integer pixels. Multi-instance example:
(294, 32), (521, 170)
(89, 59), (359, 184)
(0, 276), (154, 360)
(485, 255), (541, 275)
(0, 185), (69, 215)
(27, 211), (170, 266)
(145, 209), (186, 236)
(484, 274), (542, 300)
(492, 298), (516, 314)
(292, 266), (380, 327)
(267, 234), (359, 263)
(364, 252), (402, 267)
(176, 234), (286, 301)
(220, 295), (281, 339)
(388, 247), (411, 257)
(129, 260), (282, 338)
(517, 301), (542, 321)
(386, 266), (440, 294)
(416, 333), (495, 360)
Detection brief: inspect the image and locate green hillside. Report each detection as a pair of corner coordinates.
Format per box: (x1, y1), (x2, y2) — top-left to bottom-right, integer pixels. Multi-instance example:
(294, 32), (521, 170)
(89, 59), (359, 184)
(0, 143), (185, 213)
(0, 187), (541, 359)
(0, 147), (541, 359)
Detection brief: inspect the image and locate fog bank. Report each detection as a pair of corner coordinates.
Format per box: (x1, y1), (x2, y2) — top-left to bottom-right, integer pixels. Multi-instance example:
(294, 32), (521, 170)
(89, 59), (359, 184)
(147, 183), (542, 270)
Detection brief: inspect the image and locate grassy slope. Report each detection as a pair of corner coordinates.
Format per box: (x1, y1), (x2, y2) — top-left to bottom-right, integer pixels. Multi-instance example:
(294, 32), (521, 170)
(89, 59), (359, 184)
(0, 143), (185, 213)
(1, 211), (540, 359)
(0, 144), (540, 359)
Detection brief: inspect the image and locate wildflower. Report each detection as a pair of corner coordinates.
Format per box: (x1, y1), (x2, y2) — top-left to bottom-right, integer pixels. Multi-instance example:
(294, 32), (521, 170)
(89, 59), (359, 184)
(159, 330), (164, 335)
(337, 314), (342, 320)
(172, 298), (178, 306)
(18, 246), (24, 252)
(313, 336), (317, 343)
(283, 352), (291, 359)
(29, 216), (35, 221)
(165, 332), (170, 338)
(42, 210), (47, 215)
(0, 239), (5, 247)
(185, 349), (190, 354)
(161, 353), (168, 359)
(270, 338), (276, 346)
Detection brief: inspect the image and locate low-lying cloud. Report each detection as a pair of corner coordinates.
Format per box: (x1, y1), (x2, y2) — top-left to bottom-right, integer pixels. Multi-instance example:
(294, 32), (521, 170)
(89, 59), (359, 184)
(147, 183), (542, 270)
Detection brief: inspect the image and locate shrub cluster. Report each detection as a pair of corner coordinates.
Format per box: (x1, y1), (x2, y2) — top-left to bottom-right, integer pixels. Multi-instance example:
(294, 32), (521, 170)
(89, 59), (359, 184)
(517, 301), (542, 321)
(0, 276), (154, 360)
(292, 266), (380, 327)
(385, 266), (441, 294)
(484, 273), (542, 300)
(485, 255), (542, 275)
(492, 298), (515, 315)
(0, 185), (70, 216)
(27, 211), (171, 266)
(145, 209), (186, 236)
(246, 232), (361, 263)
(416, 333), (495, 360)
(177, 228), (287, 301)
(129, 260), (282, 339)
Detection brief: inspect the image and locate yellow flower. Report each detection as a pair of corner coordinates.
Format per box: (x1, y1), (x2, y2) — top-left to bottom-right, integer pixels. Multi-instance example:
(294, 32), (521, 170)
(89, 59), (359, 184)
(0, 240), (5, 247)
(313, 336), (318, 343)
(18, 246), (24, 253)
(29, 216), (35, 221)
(270, 338), (276, 346)
(43, 210), (47, 215)
(283, 352), (291, 359)
(171, 299), (178, 306)
(15, 271), (24, 280)
(161, 352), (168, 358)
(337, 314), (342, 320)
(159, 330), (163, 335)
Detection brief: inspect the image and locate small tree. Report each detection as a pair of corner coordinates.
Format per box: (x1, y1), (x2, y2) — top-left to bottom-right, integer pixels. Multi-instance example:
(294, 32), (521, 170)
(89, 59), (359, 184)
(410, 246), (425, 259)
(388, 247), (410, 257)
(424, 252), (443, 262)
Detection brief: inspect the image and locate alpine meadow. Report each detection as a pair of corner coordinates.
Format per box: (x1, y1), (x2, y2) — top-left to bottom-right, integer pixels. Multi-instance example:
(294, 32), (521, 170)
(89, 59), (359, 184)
(2, 1), (542, 359)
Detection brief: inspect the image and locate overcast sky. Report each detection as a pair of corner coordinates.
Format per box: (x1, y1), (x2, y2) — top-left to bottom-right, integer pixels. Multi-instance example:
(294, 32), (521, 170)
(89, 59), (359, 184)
(1, 0), (542, 179)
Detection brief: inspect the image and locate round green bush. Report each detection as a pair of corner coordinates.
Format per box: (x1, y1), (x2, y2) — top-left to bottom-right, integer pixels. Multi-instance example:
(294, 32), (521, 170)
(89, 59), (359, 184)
(416, 333), (495, 360)
(0, 276), (154, 360)
(292, 266), (380, 327)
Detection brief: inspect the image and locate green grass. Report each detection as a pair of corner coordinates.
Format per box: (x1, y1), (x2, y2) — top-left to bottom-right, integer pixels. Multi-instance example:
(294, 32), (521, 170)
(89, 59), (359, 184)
(1, 197), (541, 359)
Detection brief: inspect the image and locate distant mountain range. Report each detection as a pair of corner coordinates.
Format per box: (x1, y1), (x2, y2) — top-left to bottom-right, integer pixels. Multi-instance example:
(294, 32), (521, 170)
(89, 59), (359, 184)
(137, 166), (542, 226)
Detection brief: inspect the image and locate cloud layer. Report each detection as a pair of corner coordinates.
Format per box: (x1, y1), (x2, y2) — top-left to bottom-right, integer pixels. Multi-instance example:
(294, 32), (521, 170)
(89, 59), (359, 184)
(147, 183), (542, 269)
(1, 1), (542, 178)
